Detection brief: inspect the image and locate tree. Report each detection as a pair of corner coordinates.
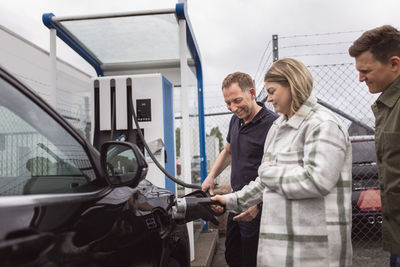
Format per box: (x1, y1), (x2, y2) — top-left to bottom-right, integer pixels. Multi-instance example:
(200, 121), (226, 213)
(208, 126), (224, 152)
(175, 127), (181, 156)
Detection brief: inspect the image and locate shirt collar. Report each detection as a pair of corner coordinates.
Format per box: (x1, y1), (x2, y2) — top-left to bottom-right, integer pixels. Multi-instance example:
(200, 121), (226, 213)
(241, 102), (267, 125)
(376, 75), (400, 108)
(273, 95), (317, 129)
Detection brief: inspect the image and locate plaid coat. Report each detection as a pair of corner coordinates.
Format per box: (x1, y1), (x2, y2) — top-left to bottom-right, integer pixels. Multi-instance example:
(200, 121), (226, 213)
(224, 96), (352, 267)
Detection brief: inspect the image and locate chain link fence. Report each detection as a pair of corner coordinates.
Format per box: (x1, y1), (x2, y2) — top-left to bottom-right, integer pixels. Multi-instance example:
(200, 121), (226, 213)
(57, 95), (91, 142)
(0, 103), (96, 196)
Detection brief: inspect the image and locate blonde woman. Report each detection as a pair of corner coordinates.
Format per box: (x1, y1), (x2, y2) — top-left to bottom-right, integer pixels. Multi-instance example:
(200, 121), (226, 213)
(212, 58), (352, 267)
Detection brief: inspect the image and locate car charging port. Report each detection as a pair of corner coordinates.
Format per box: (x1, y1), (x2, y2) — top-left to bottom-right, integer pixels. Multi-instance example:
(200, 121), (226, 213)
(171, 190), (225, 225)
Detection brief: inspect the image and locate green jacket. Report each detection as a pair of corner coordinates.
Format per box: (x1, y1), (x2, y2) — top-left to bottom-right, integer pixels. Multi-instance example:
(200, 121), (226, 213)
(371, 75), (400, 255)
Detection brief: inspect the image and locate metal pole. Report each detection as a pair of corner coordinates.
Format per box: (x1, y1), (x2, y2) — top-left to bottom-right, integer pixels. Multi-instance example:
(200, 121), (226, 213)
(84, 96), (91, 141)
(272, 34), (279, 62)
(316, 98), (374, 133)
(49, 29), (57, 108)
(178, 5), (195, 260)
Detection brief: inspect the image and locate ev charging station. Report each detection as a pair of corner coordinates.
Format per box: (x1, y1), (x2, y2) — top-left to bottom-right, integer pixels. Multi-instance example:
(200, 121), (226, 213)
(92, 74), (176, 192)
(43, 2), (207, 260)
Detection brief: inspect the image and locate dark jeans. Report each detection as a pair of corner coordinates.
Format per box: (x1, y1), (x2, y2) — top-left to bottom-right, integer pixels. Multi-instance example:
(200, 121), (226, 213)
(390, 253), (400, 267)
(225, 211), (261, 267)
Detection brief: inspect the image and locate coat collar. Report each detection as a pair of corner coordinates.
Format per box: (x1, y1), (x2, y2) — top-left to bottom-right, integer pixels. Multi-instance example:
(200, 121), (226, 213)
(273, 95), (317, 129)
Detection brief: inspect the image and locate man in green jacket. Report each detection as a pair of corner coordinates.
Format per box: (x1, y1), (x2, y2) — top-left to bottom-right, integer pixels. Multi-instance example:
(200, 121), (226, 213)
(349, 25), (400, 267)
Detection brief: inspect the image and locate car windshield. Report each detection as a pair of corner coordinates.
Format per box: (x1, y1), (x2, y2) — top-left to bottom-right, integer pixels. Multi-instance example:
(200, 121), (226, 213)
(0, 77), (97, 195)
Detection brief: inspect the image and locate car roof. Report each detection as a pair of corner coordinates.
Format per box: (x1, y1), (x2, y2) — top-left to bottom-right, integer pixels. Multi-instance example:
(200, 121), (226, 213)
(351, 139), (376, 164)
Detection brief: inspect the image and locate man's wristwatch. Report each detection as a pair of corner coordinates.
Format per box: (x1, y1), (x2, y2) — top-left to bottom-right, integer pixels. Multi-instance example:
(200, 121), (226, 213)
(257, 202), (263, 210)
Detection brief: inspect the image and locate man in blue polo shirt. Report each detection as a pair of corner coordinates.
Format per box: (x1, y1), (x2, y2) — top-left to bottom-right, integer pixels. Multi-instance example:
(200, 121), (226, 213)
(202, 72), (277, 267)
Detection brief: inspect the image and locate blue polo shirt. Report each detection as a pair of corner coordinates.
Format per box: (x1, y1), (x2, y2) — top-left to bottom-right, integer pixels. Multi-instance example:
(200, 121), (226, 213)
(227, 103), (278, 192)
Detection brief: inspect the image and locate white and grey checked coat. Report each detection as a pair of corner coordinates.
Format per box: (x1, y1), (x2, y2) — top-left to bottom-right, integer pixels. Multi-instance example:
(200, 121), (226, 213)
(224, 96), (352, 267)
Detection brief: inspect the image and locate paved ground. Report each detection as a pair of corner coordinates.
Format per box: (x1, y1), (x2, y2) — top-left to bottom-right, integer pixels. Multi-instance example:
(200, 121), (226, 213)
(353, 238), (389, 267)
(211, 234), (228, 267)
(211, 234), (389, 267)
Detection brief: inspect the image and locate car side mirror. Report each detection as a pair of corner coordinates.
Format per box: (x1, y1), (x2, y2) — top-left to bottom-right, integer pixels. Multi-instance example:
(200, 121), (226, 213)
(100, 141), (148, 188)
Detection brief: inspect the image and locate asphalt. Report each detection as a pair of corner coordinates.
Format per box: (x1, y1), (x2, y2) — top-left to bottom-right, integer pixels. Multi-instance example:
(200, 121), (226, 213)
(193, 230), (390, 267)
(210, 235), (228, 267)
(190, 220), (227, 267)
(191, 228), (219, 267)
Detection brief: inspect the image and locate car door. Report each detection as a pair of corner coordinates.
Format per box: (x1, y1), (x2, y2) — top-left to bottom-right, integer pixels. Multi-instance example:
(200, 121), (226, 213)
(0, 67), (114, 267)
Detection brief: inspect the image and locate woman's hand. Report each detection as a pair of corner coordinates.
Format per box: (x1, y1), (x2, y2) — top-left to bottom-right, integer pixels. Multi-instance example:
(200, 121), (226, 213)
(211, 195), (226, 213)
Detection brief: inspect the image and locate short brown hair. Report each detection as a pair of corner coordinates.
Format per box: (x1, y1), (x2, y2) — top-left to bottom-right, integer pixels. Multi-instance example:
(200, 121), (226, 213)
(349, 25), (400, 63)
(264, 58), (313, 115)
(222, 72), (254, 91)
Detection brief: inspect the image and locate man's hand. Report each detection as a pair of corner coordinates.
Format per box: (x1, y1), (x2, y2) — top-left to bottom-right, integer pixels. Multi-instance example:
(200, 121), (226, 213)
(201, 175), (215, 195)
(233, 204), (260, 222)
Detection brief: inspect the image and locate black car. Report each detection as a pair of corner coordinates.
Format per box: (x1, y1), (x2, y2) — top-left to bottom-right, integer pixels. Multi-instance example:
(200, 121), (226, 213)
(351, 136), (382, 240)
(0, 66), (192, 267)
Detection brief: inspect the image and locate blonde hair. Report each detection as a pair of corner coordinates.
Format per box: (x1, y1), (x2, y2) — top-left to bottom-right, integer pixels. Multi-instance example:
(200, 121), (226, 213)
(264, 58), (313, 115)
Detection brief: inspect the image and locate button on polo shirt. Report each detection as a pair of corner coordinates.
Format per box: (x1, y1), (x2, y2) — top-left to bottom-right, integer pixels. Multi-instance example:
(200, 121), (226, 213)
(227, 103), (278, 192)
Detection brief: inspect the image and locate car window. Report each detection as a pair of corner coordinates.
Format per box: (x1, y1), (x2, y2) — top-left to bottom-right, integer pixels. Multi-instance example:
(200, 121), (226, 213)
(352, 140), (376, 164)
(0, 77), (97, 196)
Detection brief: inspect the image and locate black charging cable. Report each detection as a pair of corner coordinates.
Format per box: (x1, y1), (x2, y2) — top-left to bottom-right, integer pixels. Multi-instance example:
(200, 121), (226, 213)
(128, 97), (201, 189)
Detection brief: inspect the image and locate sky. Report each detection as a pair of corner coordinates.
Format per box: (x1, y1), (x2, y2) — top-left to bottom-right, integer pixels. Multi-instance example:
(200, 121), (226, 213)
(1, 0), (399, 111)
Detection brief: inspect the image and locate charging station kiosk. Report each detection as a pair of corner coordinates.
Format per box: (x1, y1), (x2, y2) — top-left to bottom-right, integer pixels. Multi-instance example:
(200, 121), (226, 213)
(92, 74), (176, 192)
(43, 2), (207, 260)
